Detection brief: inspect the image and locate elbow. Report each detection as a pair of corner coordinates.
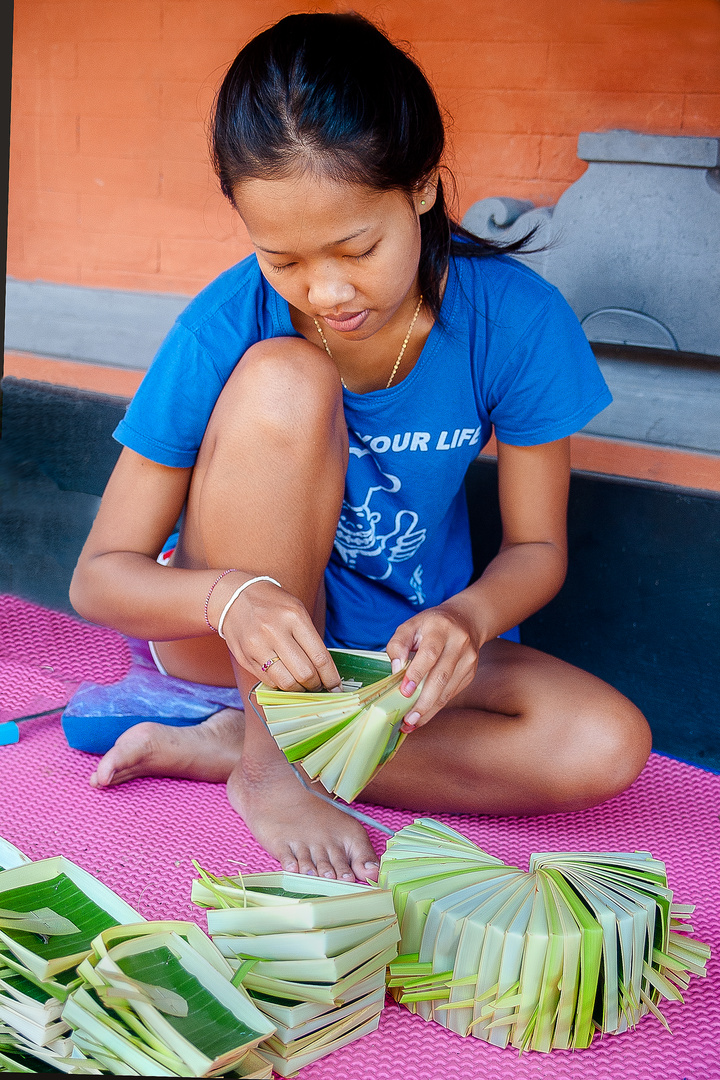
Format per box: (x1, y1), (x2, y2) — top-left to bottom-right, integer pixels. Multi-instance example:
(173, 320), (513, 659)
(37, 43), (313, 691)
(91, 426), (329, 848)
(69, 559), (102, 623)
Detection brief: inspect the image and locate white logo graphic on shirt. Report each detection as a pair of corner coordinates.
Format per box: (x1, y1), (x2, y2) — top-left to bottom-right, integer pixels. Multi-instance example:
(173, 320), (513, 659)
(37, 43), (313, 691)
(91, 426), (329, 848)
(408, 564), (426, 606)
(334, 448), (427, 590)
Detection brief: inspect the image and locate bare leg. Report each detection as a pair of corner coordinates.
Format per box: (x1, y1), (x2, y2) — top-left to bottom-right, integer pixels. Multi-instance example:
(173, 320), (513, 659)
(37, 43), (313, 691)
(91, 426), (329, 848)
(92, 338), (380, 880)
(363, 638), (652, 814)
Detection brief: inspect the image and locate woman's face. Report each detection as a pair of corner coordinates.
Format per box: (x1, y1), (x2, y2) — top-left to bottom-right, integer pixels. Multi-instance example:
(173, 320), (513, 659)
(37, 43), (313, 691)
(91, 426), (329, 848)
(233, 169), (432, 343)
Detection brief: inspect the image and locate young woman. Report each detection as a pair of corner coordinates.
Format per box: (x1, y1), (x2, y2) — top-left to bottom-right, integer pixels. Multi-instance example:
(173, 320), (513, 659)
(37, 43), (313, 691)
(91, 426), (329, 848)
(69, 12), (651, 883)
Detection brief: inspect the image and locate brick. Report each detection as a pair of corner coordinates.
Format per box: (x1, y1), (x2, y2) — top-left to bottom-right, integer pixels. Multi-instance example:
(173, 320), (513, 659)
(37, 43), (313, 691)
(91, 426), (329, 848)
(14, 115), (80, 157)
(538, 134), (586, 182)
(79, 192), (212, 240)
(79, 117), (163, 159)
(160, 169), (219, 209)
(159, 235), (251, 278)
(18, 224), (86, 270)
(76, 40), (163, 82)
(14, 77), (162, 119)
(416, 40), (548, 92)
(546, 40), (709, 95)
(15, 0), (163, 43)
(78, 267), (205, 294)
(154, 39), (240, 83)
(159, 119), (208, 163)
(33, 153), (162, 198)
(454, 134), (542, 183)
(159, 0), (299, 44)
(18, 190), (81, 229)
(449, 90), (684, 136)
(75, 229), (160, 274)
(380, 0), (574, 43)
(681, 94), (720, 132)
(160, 79), (218, 122)
(11, 41), (78, 80)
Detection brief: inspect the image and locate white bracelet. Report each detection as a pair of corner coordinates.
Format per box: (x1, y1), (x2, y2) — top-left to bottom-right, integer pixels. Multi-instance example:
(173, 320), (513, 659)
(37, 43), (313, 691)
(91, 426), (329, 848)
(217, 576), (282, 640)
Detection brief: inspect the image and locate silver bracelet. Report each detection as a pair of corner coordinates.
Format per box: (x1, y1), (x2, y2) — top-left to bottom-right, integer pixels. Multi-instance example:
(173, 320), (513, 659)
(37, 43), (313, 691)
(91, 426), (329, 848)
(217, 576), (282, 640)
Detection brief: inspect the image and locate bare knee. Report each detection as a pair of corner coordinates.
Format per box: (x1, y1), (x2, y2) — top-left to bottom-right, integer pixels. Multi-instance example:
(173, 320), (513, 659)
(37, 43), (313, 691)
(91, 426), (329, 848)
(208, 336), (343, 446)
(542, 694), (652, 811)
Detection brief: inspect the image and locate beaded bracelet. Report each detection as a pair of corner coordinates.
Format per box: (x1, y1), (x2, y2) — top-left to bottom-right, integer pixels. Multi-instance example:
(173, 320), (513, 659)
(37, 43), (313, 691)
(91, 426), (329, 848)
(204, 568), (239, 632)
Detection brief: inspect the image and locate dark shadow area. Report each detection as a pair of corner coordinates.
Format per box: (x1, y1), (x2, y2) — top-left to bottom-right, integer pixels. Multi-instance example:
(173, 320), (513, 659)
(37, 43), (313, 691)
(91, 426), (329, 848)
(465, 458), (720, 771)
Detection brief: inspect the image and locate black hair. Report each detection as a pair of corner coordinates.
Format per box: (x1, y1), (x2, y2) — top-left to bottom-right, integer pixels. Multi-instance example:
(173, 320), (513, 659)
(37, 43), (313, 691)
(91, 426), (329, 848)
(211, 11), (533, 318)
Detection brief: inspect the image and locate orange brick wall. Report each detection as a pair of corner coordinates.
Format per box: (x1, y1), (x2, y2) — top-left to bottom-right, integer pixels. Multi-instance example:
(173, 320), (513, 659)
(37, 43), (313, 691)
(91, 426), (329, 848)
(8, 0), (720, 296)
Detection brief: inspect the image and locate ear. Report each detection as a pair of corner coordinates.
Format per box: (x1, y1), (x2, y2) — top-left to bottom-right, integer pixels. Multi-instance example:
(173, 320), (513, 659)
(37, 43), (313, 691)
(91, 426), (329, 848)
(413, 172), (440, 216)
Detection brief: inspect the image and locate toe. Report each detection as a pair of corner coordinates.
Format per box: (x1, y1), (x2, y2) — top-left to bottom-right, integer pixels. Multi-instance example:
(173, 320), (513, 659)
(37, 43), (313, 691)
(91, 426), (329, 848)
(311, 850), (339, 880)
(291, 845), (318, 877)
(350, 845), (380, 882)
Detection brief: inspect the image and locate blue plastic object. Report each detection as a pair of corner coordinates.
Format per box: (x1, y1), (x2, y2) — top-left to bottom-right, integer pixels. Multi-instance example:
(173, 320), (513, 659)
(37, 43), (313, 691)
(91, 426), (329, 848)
(0, 722), (20, 746)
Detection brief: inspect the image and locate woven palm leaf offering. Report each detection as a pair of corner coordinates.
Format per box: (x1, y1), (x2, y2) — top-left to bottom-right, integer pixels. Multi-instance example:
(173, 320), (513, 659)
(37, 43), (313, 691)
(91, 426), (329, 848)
(381, 819), (710, 1052)
(0, 838), (32, 872)
(192, 865), (399, 1076)
(63, 923), (275, 1077)
(0, 852), (147, 1074)
(253, 647), (422, 803)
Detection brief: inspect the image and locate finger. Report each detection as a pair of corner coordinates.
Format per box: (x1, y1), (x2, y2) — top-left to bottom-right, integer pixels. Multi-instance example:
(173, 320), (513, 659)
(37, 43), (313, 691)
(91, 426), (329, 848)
(291, 625), (342, 690)
(386, 621), (418, 671)
(401, 644), (475, 730)
(256, 658), (308, 692)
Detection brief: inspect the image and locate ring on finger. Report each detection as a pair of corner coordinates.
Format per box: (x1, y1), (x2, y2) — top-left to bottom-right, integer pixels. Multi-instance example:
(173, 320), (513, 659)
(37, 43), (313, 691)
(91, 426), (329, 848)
(261, 656), (280, 674)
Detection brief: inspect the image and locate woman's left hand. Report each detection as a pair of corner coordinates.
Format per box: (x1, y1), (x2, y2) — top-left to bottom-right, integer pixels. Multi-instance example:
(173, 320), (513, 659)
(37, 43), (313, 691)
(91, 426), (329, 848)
(386, 604), (482, 733)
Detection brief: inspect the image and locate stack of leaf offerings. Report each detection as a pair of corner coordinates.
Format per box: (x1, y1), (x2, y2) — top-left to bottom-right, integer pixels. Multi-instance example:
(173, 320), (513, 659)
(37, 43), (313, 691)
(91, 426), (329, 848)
(193, 867), (399, 1075)
(0, 853), (144, 1073)
(256, 648), (422, 802)
(65, 921), (275, 1077)
(381, 819), (711, 1052)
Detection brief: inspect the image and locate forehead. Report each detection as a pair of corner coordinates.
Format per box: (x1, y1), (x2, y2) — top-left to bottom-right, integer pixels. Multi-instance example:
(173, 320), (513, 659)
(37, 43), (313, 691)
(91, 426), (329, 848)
(232, 171), (410, 254)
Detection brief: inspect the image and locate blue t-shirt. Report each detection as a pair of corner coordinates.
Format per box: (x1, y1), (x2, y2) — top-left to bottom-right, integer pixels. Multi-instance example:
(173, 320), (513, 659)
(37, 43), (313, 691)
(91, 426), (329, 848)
(115, 252), (611, 650)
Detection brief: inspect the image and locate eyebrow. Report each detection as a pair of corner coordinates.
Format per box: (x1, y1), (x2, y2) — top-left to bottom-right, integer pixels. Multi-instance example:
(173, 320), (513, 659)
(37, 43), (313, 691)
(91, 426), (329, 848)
(256, 227), (371, 256)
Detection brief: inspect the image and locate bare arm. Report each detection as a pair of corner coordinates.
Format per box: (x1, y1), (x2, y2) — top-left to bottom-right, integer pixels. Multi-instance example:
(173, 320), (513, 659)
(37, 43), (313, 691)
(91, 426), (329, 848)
(387, 437), (570, 725)
(69, 447), (221, 640)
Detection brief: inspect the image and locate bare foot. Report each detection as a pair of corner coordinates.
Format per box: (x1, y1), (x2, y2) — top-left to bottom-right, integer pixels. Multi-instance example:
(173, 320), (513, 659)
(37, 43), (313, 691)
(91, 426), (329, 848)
(89, 709), (245, 788)
(227, 757), (380, 884)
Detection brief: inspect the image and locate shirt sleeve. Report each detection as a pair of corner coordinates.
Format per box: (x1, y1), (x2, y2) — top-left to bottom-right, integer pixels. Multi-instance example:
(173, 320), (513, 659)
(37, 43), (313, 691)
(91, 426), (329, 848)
(113, 320), (226, 468)
(486, 287), (612, 447)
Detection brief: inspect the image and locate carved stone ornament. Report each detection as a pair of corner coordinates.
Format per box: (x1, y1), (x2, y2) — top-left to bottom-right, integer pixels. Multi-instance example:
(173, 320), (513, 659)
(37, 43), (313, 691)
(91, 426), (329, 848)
(463, 131), (720, 357)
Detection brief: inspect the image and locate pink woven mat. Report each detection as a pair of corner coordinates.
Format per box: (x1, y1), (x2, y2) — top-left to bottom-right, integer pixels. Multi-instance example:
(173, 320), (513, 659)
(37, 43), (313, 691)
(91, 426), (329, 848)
(0, 595), (718, 1080)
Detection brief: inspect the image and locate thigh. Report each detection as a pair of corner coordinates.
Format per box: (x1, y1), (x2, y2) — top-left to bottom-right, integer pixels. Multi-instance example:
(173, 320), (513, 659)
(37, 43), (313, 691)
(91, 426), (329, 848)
(453, 637), (630, 719)
(364, 639), (651, 814)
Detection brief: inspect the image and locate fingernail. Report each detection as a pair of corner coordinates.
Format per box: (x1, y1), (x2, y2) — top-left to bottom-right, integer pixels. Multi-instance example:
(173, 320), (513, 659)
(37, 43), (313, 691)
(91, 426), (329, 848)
(391, 658), (402, 674)
(404, 712), (420, 728)
(401, 679), (417, 697)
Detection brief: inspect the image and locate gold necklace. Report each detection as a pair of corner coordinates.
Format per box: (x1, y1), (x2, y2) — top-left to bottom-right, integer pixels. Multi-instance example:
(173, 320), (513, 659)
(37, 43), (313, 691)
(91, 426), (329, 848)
(313, 294), (424, 390)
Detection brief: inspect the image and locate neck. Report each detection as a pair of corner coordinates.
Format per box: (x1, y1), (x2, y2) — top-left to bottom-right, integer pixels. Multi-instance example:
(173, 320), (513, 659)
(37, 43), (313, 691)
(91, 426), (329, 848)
(291, 289), (434, 394)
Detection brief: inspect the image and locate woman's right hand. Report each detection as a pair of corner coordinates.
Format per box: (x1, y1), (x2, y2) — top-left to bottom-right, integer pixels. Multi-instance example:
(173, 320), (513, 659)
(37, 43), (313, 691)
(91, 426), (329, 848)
(209, 574), (342, 693)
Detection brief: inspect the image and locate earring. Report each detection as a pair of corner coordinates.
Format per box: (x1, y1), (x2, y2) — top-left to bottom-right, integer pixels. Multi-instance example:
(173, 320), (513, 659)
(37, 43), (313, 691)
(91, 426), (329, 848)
(420, 199), (426, 205)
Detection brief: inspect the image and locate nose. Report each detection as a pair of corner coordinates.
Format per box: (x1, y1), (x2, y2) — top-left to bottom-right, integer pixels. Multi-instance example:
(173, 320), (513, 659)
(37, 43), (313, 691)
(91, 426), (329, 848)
(307, 266), (356, 311)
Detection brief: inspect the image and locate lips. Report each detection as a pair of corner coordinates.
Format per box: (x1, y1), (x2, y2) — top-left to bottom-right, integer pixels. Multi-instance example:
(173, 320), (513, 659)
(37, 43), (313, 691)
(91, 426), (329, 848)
(320, 309), (370, 333)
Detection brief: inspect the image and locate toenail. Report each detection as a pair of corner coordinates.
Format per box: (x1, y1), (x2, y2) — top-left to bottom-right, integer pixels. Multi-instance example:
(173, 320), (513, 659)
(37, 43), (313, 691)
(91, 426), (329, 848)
(364, 861), (379, 868)
(305, 869), (317, 876)
(323, 871), (334, 878)
(342, 873), (354, 880)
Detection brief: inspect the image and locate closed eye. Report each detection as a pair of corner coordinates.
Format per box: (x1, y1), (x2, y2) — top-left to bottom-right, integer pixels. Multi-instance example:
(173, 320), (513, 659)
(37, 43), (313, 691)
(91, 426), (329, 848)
(267, 261), (295, 274)
(350, 244), (378, 262)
